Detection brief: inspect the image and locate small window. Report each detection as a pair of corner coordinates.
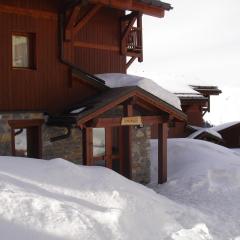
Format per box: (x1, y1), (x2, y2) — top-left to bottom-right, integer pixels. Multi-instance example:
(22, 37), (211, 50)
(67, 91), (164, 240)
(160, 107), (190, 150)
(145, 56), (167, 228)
(12, 33), (35, 69)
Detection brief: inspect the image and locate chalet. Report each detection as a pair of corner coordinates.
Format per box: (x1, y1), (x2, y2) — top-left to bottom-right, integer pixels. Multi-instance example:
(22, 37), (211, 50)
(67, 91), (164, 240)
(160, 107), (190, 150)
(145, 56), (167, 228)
(168, 85), (222, 138)
(0, 0), (187, 184)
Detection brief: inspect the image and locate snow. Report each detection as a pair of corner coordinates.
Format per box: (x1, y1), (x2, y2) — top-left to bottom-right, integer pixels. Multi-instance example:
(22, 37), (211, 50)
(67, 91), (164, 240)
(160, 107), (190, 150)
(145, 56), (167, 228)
(0, 156), (210, 240)
(2, 138), (240, 239)
(187, 128), (222, 139)
(96, 73), (182, 110)
(70, 107), (86, 114)
(150, 138), (240, 240)
(212, 121), (240, 132)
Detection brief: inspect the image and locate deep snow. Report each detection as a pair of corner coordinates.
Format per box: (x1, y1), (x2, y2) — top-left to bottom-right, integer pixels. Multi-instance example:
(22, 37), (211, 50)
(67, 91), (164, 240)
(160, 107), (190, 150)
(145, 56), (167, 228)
(0, 155), (210, 240)
(1, 139), (240, 239)
(150, 139), (240, 240)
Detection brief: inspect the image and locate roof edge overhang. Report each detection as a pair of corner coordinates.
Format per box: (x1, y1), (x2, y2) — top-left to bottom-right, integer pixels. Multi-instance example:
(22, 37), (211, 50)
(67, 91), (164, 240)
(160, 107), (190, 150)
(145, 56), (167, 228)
(84, 0), (172, 18)
(76, 86), (187, 126)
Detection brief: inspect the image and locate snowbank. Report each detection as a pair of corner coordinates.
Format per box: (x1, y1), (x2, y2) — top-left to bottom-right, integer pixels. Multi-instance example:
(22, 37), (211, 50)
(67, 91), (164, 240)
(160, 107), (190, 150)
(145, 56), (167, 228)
(150, 139), (240, 240)
(0, 156), (209, 240)
(96, 73), (182, 110)
(212, 121), (240, 132)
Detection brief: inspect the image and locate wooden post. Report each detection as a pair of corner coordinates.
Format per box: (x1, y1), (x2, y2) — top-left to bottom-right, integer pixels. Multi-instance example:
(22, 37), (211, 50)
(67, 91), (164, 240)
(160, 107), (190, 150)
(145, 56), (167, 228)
(158, 122), (168, 184)
(82, 128), (93, 166)
(105, 127), (112, 169)
(121, 103), (133, 179)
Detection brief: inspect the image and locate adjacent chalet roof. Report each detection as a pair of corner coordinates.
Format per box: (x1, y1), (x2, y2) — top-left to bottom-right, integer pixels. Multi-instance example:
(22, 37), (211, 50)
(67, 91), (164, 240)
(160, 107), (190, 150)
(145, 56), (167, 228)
(212, 121), (240, 132)
(96, 73), (182, 110)
(188, 128), (223, 141)
(174, 85), (221, 103)
(190, 85), (222, 96)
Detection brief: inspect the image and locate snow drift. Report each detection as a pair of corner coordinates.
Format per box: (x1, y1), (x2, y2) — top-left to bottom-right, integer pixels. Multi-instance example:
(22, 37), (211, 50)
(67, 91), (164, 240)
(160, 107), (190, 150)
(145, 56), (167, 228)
(151, 139), (240, 240)
(0, 156), (210, 240)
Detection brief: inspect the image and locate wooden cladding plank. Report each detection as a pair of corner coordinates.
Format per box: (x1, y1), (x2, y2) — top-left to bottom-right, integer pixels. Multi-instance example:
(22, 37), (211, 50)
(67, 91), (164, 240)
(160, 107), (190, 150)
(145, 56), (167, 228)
(158, 122), (168, 184)
(73, 41), (119, 52)
(0, 4), (57, 20)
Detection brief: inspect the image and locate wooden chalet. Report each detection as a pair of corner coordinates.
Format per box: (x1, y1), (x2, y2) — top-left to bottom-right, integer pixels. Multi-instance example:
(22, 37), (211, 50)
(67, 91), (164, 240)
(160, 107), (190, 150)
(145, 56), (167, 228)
(168, 85), (222, 138)
(0, 0), (187, 184)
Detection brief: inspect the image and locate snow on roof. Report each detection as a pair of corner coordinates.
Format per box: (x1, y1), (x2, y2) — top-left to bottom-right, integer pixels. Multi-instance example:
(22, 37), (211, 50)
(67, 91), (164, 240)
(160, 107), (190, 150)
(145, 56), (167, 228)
(187, 128), (222, 140)
(212, 121), (240, 132)
(96, 73), (182, 110)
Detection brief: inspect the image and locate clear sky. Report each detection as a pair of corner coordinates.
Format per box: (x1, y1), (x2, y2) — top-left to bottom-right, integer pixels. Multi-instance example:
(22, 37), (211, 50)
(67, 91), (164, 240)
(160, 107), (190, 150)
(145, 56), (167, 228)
(129, 0), (240, 125)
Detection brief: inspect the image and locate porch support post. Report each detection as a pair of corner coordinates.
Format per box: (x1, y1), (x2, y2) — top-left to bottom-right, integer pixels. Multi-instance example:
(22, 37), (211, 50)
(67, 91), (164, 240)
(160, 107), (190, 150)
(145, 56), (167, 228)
(158, 122), (168, 184)
(82, 128), (93, 166)
(105, 127), (112, 169)
(121, 103), (133, 179)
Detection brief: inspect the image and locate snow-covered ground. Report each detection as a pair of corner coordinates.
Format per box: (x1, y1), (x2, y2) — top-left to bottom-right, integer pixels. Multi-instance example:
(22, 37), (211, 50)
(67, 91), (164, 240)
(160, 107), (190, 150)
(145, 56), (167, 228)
(151, 139), (240, 240)
(1, 139), (240, 239)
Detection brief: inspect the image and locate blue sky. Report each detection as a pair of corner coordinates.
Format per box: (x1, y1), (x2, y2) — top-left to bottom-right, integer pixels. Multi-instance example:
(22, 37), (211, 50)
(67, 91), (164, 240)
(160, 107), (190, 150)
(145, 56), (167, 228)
(129, 0), (240, 125)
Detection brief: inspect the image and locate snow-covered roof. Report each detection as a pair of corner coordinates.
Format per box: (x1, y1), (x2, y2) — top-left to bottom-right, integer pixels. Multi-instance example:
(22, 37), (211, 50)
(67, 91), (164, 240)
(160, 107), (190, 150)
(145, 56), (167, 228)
(96, 73), (182, 110)
(212, 121), (240, 132)
(187, 129), (222, 140)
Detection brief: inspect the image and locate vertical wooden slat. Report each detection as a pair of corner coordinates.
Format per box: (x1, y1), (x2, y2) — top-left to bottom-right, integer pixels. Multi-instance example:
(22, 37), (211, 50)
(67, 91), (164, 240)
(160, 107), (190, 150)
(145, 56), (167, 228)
(158, 122), (168, 184)
(82, 128), (93, 165)
(105, 127), (112, 169)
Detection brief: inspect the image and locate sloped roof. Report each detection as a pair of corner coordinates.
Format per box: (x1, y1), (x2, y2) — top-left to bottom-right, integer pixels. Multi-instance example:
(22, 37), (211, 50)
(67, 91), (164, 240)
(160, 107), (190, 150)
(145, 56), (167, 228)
(75, 86), (186, 125)
(212, 122), (240, 132)
(188, 128), (222, 140)
(137, 0), (172, 10)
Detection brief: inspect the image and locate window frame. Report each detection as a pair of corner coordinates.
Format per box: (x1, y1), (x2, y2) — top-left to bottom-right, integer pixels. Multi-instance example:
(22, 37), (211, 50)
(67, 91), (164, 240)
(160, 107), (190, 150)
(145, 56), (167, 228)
(12, 32), (36, 70)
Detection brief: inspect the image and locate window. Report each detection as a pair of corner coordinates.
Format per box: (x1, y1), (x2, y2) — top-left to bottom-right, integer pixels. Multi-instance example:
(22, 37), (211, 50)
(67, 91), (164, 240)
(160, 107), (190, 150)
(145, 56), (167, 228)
(12, 33), (35, 69)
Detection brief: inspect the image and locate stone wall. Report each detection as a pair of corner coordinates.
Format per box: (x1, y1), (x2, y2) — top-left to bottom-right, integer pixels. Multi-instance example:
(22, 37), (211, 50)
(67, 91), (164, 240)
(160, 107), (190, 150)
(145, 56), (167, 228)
(42, 126), (82, 164)
(131, 126), (151, 184)
(0, 112), (44, 156)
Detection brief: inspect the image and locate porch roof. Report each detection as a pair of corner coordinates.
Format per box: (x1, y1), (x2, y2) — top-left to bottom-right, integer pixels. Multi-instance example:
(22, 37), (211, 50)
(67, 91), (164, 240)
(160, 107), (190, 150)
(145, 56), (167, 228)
(68, 86), (186, 126)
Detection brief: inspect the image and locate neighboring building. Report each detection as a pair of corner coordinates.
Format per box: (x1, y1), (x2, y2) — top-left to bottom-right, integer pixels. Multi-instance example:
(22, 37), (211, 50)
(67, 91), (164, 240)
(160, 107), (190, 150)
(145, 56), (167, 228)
(0, 0), (186, 184)
(168, 85), (222, 138)
(212, 122), (240, 148)
(184, 122), (240, 149)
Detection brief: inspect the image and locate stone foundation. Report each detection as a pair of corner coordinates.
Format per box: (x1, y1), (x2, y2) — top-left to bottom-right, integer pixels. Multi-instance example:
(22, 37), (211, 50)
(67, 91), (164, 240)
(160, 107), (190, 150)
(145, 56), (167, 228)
(42, 126), (82, 164)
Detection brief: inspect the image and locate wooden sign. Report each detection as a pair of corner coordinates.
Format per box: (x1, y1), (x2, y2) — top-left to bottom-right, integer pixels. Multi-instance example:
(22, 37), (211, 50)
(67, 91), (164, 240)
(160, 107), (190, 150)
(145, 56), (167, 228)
(121, 116), (143, 126)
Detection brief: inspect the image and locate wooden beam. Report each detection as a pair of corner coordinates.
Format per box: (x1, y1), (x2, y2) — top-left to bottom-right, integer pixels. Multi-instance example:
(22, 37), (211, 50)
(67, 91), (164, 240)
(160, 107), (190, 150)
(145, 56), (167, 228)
(82, 128), (93, 166)
(126, 57), (137, 69)
(65, 5), (81, 40)
(0, 4), (57, 20)
(88, 116), (163, 128)
(73, 41), (119, 52)
(158, 122), (168, 184)
(73, 4), (102, 36)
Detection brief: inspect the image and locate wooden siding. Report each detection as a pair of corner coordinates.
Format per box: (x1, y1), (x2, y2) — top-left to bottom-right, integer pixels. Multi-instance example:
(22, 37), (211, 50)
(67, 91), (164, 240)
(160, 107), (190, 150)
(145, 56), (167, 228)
(0, 1), (126, 113)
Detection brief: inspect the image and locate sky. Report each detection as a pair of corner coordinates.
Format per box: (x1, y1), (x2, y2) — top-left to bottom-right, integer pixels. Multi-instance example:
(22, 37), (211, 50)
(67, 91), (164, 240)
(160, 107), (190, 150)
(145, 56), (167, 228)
(129, 0), (240, 125)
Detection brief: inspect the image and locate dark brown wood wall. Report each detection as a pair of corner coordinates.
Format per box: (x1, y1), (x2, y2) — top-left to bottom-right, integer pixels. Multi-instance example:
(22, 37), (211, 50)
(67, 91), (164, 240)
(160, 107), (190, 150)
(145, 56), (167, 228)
(70, 6), (126, 74)
(0, 1), (126, 113)
(220, 126), (240, 148)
